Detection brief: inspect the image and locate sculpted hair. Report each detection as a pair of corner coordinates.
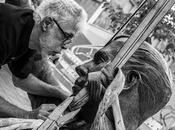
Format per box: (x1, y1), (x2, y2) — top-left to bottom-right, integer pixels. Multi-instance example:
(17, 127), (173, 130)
(98, 37), (172, 93)
(35, 0), (87, 32)
(102, 37), (173, 121)
(125, 41), (172, 120)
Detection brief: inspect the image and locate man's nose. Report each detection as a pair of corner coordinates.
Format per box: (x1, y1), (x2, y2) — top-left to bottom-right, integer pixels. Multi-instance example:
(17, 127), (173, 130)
(64, 39), (72, 44)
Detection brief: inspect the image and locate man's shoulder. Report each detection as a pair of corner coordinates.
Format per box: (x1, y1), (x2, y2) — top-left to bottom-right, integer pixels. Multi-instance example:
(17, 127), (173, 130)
(8, 49), (37, 79)
(0, 3), (35, 65)
(0, 3), (34, 27)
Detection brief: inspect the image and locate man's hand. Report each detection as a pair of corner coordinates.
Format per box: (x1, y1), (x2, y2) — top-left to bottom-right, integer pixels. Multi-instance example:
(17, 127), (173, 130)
(30, 104), (57, 120)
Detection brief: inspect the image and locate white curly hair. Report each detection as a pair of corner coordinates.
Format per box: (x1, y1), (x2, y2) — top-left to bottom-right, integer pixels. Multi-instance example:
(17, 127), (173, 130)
(35, 0), (88, 32)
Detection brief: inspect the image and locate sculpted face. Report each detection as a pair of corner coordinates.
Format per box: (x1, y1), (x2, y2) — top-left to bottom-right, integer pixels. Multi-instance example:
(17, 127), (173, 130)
(75, 36), (172, 130)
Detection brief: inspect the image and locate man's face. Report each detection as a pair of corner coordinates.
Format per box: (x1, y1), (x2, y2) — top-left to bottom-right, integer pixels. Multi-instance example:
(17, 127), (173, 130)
(39, 18), (75, 56)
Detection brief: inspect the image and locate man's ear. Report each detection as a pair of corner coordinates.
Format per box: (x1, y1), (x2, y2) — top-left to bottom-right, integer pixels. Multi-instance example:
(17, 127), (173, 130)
(40, 17), (54, 32)
(33, 11), (41, 23)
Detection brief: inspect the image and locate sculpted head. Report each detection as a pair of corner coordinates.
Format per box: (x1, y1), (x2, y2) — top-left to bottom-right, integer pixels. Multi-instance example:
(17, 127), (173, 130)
(75, 36), (172, 129)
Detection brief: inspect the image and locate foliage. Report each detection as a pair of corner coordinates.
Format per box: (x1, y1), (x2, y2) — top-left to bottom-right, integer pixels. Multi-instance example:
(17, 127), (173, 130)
(104, 0), (175, 45)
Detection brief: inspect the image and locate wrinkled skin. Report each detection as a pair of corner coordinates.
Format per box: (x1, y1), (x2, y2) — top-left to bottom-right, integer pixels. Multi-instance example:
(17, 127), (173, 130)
(75, 36), (172, 130)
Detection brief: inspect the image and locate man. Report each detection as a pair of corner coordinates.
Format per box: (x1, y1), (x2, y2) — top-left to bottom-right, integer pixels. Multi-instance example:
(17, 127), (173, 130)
(0, 0), (87, 120)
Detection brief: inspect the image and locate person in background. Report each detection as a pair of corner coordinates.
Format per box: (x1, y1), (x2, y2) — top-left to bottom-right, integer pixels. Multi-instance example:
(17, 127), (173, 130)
(0, 0), (87, 120)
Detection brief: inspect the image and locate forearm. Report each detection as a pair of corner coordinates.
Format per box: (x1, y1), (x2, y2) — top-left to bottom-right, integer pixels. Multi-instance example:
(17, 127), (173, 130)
(12, 74), (71, 100)
(0, 96), (31, 118)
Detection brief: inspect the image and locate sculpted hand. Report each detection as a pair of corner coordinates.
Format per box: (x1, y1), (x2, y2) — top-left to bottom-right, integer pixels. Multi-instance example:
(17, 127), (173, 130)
(73, 66), (88, 95)
(72, 76), (88, 95)
(100, 64), (119, 88)
(87, 78), (104, 102)
(75, 65), (89, 77)
(86, 65), (119, 101)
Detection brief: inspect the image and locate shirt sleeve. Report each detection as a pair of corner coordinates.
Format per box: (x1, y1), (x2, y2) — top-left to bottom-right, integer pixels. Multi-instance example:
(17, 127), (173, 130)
(8, 49), (36, 79)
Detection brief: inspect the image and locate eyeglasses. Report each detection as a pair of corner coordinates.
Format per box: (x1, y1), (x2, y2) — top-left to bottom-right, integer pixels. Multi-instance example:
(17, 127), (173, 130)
(52, 18), (74, 42)
(41, 17), (74, 42)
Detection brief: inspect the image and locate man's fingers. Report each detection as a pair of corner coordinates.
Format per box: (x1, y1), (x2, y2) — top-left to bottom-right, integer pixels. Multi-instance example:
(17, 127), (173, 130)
(37, 114), (48, 121)
(41, 104), (57, 112)
(37, 108), (51, 120)
(40, 108), (52, 115)
(37, 104), (57, 120)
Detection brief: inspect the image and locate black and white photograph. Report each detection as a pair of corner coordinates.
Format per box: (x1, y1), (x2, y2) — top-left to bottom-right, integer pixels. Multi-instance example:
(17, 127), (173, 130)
(0, 0), (175, 129)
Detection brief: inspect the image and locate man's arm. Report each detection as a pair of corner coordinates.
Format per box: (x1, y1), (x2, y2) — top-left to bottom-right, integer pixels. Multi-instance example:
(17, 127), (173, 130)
(12, 73), (71, 100)
(12, 58), (72, 100)
(0, 96), (30, 118)
(0, 95), (57, 120)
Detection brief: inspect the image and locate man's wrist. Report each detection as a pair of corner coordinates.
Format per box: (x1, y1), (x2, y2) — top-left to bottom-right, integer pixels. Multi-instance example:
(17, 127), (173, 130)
(23, 111), (37, 119)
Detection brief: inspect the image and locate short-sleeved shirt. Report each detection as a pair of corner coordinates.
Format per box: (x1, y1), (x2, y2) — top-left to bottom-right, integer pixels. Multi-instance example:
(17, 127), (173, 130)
(0, 3), (35, 78)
